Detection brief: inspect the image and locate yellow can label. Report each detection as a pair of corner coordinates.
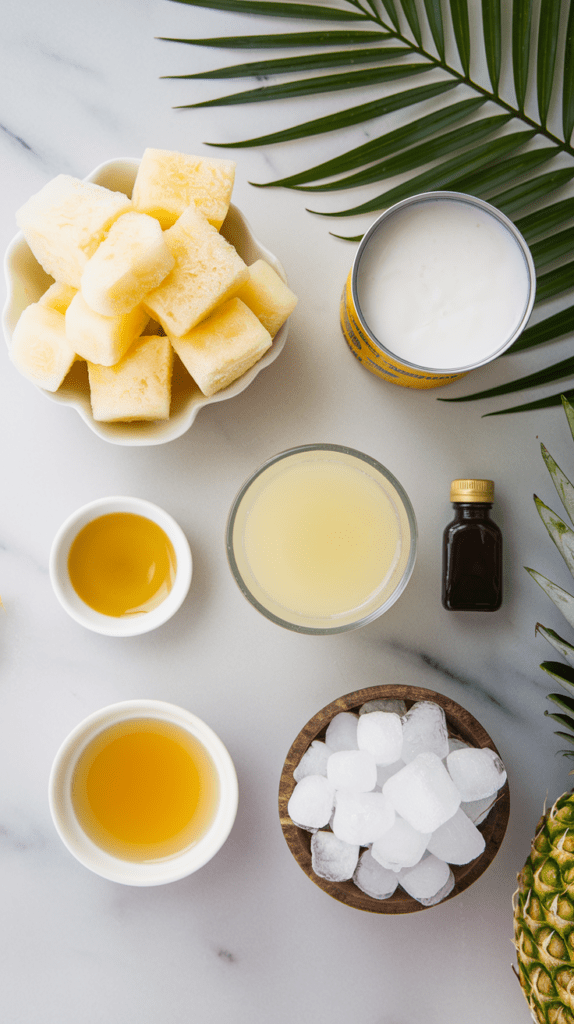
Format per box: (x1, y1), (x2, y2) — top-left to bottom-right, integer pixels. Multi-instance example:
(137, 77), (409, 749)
(340, 272), (465, 390)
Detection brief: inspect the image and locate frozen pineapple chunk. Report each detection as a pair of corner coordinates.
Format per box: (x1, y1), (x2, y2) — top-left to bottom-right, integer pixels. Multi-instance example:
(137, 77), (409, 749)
(88, 335), (173, 422)
(236, 259), (298, 337)
(132, 149), (236, 229)
(66, 291), (149, 366)
(16, 175), (132, 288)
(38, 281), (77, 315)
(143, 206), (249, 337)
(168, 297), (272, 397)
(10, 303), (77, 392)
(81, 211), (175, 316)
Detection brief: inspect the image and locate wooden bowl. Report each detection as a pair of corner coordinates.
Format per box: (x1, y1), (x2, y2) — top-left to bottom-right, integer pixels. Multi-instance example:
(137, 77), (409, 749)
(278, 685), (510, 914)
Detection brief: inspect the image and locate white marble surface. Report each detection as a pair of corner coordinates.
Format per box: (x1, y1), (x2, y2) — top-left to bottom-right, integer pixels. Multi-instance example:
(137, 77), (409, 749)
(2, 2), (574, 1021)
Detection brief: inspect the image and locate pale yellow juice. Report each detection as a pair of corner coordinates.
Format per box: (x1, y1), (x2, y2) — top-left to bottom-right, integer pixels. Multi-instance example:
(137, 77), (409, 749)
(230, 448), (415, 630)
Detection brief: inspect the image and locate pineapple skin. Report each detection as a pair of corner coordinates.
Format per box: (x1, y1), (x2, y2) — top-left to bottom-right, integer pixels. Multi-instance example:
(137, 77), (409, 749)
(514, 792), (574, 1024)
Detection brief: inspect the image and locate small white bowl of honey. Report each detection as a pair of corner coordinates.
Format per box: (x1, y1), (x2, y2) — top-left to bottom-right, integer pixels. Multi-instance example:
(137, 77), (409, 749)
(49, 700), (238, 885)
(49, 495), (192, 635)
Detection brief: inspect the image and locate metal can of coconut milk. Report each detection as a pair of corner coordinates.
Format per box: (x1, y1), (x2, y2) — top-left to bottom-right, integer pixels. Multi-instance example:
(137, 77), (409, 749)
(340, 191), (536, 390)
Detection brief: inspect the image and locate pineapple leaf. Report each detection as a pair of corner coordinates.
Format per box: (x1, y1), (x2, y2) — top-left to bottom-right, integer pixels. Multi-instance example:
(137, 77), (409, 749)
(163, 0), (574, 412)
(544, 709), (574, 730)
(536, 623), (574, 668)
(525, 567), (574, 631)
(543, 671), (574, 700)
(554, 731), (574, 745)
(534, 495), (574, 577)
(540, 443), (574, 525)
(562, 394), (574, 443)
(546, 686), (574, 711)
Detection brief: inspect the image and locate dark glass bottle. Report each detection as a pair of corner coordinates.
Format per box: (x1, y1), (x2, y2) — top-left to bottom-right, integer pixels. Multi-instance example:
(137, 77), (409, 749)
(442, 479), (502, 611)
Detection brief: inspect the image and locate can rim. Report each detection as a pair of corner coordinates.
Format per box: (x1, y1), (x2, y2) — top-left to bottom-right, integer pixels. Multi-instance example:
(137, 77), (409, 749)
(350, 190), (536, 376)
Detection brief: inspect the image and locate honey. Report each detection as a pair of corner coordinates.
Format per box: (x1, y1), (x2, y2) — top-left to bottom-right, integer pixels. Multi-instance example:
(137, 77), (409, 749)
(71, 718), (220, 860)
(67, 512), (176, 617)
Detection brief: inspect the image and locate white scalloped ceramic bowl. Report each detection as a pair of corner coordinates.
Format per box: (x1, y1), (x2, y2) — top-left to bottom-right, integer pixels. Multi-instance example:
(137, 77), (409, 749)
(2, 157), (290, 446)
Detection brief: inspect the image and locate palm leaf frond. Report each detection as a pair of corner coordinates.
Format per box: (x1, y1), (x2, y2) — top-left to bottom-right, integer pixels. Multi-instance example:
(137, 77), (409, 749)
(163, 0), (574, 412)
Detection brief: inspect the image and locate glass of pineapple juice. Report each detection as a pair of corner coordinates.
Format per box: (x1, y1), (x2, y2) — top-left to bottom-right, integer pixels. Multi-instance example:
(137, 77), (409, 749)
(226, 444), (417, 633)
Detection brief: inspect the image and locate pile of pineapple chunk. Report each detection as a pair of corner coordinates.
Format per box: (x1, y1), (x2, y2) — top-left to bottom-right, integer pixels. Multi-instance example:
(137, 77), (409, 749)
(11, 149), (298, 422)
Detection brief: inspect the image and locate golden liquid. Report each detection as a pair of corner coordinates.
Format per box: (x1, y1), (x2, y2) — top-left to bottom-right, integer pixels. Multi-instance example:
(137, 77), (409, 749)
(242, 460), (401, 618)
(68, 512), (177, 617)
(71, 718), (220, 861)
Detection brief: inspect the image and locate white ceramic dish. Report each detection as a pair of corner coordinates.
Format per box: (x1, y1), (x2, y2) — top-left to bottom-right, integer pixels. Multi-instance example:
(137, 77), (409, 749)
(2, 157), (290, 446)
(49, 495), (192, 636)
(49, 699), (238, 885)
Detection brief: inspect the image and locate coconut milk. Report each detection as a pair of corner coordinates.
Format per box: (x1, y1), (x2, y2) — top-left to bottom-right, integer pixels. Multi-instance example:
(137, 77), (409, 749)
(341, 192), (535, 388)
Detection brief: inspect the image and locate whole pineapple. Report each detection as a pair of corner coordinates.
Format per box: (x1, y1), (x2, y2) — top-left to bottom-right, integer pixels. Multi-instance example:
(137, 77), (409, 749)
(514, 396), (574, 1023)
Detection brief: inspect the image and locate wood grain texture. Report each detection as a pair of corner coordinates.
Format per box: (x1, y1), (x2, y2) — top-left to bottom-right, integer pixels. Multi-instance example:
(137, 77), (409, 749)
(278, 684), (510, 914)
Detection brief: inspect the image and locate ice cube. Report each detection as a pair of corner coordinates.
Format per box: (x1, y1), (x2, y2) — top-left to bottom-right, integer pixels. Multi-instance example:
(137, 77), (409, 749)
(332, 790), (395, 846)
(357, 711), (403, 765)
(311, 831), (359, 882)
(383, 751), (461, 832)
(327, 749), (377, 792)
(417, 867), (455, 906)
(288, 774), (335, 829)
(293, 740), (330, 782)
(353, 849), (399, 899)
(448, 737), (469, 754)
(398, 853), (451, 902)
(461, 794), (497, 825)
(371, 815), (431, 870)
(447, 746), (507, 802)
(401, 701), (449, 763)
(426, 807), (486, 864)
(325, 712), (359, 751)
(359, 698), (407, 717)
(376, 760), (404, 789)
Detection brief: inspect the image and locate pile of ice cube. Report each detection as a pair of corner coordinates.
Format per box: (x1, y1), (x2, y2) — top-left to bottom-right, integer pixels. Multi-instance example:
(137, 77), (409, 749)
(287, 699), (507, 906)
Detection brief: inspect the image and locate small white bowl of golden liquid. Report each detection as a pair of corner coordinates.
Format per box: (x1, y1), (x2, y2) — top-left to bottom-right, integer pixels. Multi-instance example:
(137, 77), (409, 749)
(49, 700), (238, 885)
(226, 444), (417, 634)
(49, 495), (192, 636)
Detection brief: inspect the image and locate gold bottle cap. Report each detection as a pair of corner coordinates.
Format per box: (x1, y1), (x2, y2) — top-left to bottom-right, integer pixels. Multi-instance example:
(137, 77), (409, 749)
(450, 479), (494, 502)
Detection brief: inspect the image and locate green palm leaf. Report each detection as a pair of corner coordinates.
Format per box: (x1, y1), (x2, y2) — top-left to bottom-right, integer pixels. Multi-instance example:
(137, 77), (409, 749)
(481, 0), (501, 94)
(158, 30), (392, 48)
(284, 114), (512, 193)
(165, 47), (412, 80)
(162, 0), (574, 412)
